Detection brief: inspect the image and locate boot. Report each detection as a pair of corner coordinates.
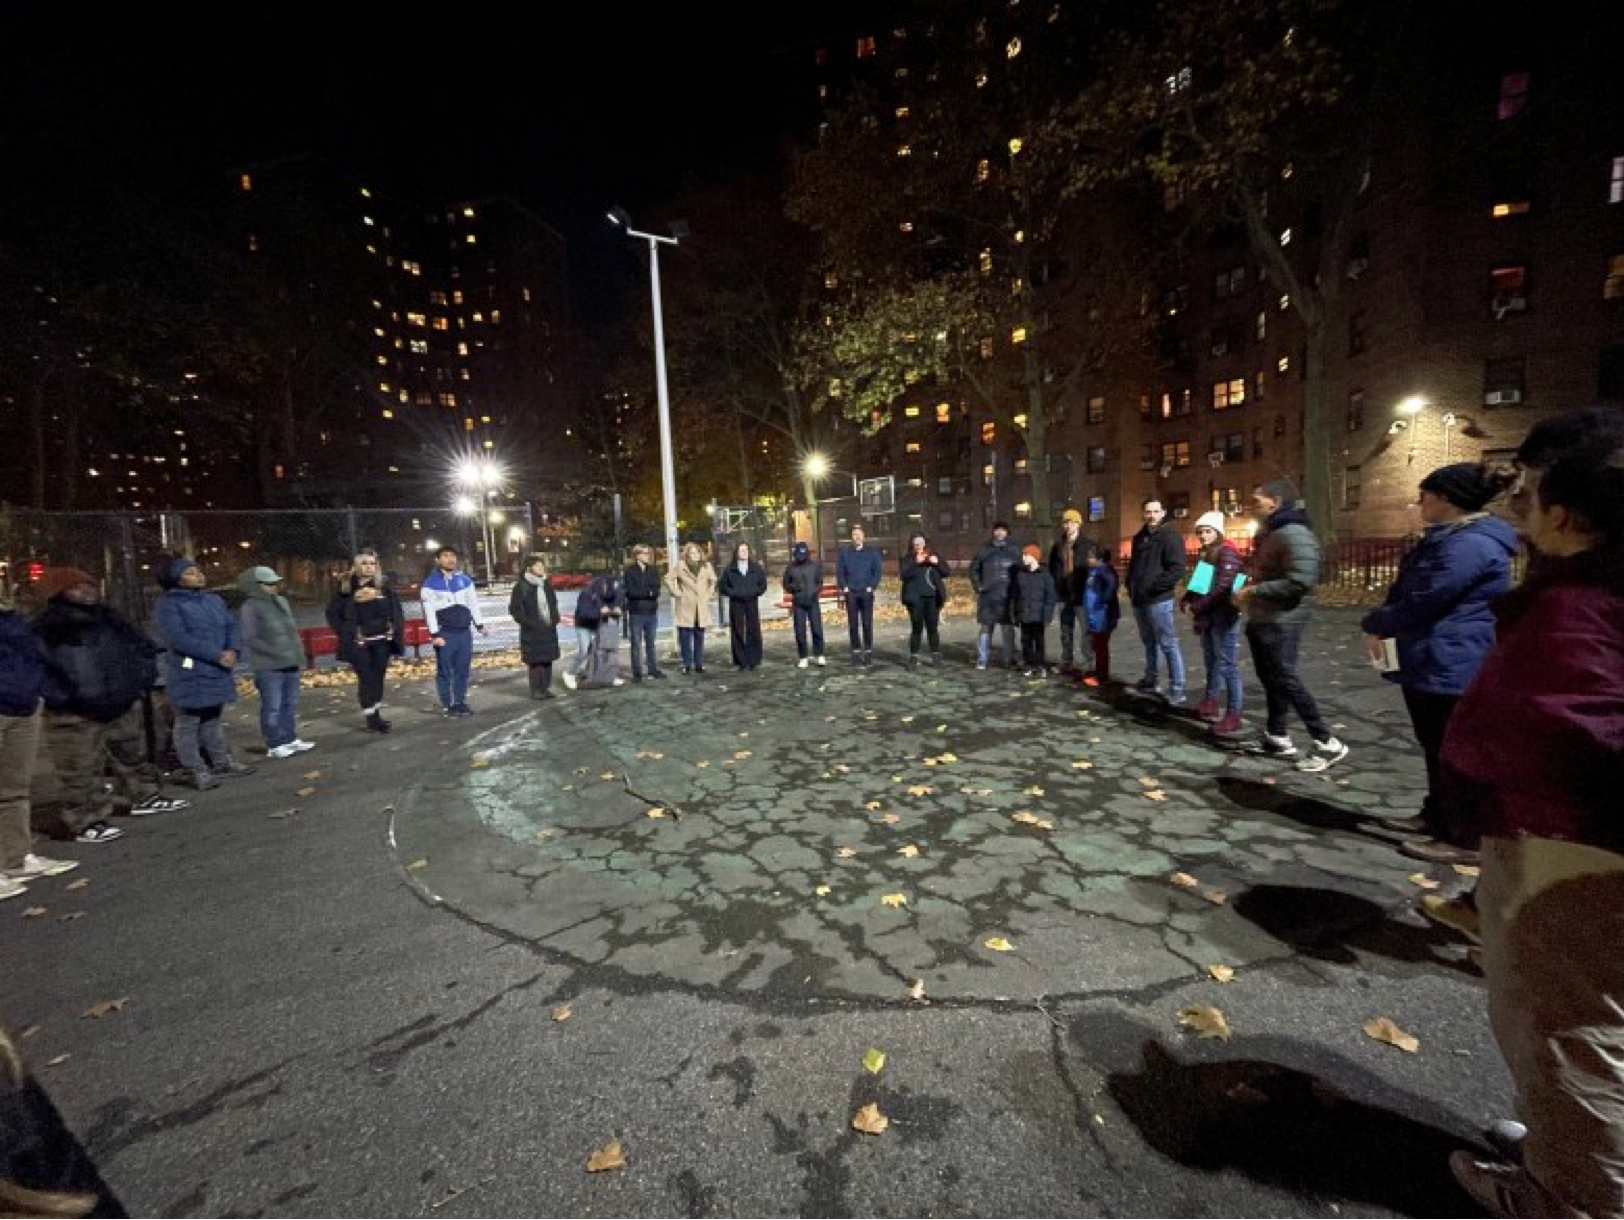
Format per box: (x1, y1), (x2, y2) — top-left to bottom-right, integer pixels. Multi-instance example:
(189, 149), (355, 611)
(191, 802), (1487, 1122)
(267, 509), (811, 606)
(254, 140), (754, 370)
(1196, 697), (1220, 721)
(908, 653), (919, 669)
(213, 757), (255, 778)
(188, 767), (221, 791)
(367, 709), (392, 733)
(931, 652), (942, 667)
(1211, 710), (1243, 737)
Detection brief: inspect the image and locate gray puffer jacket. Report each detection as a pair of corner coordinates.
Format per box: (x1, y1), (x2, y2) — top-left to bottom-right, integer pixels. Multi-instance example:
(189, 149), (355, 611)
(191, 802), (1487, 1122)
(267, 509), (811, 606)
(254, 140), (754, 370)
(1244, 506), (1321, 627)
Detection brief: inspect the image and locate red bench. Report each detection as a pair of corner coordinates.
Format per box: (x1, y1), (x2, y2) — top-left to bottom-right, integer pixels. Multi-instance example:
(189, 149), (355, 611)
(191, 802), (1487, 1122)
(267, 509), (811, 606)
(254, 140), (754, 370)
(299, 619), (435, 668)
(777, 583), (843, 610)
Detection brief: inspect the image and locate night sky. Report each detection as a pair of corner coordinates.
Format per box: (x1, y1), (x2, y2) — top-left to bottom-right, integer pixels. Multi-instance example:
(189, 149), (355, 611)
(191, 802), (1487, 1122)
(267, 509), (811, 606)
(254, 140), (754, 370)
(0, 3), (853, 321)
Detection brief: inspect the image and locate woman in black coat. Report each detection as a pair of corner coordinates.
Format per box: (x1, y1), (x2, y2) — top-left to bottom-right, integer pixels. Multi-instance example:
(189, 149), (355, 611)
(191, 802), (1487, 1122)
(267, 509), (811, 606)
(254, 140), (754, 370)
(325, 549), (406, 733)
(508, 553), (562, 699)
(719, 542), (768, 670)
(899, 532), (950, 667)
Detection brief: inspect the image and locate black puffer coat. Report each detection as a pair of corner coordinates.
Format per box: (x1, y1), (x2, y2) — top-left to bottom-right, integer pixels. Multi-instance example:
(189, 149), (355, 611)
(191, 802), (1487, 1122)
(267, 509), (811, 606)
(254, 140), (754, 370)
(34, 598), (158, 722)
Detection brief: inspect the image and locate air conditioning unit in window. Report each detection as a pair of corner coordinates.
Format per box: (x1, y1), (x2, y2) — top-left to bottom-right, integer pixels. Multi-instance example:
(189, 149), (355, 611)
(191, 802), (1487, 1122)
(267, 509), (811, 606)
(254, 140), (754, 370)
(1225, 501), (1241, 515)
(1208, 451), (1226, 467)
(1172, 507), (1190, 518)
(1491, 294), (1527, 319)
(1210, 341), (1230, 357)
(1484, 389), (1523, 406)
(1346, 256), (1369, 280)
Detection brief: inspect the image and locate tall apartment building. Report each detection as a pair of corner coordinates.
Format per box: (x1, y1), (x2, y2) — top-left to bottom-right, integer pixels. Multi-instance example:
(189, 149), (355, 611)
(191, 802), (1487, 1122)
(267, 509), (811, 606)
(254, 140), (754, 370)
(811, 3), (1624, 551)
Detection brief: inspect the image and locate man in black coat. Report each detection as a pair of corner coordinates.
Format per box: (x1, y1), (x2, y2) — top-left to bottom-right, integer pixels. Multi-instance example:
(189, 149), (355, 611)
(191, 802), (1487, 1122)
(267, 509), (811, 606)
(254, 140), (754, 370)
(1047, 508), (1095, 673)
(1126, 496), (1188, 702)
(622, 544), (666, 681)
(968, 522), (1021, 670)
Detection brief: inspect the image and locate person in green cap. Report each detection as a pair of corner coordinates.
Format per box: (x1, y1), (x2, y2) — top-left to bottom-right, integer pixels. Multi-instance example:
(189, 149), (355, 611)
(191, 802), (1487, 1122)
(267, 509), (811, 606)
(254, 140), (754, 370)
(238, 565), (313, 760)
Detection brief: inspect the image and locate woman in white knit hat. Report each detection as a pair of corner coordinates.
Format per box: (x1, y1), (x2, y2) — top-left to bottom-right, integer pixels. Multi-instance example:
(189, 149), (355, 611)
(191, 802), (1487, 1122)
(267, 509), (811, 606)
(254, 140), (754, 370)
(1179, 511), (1246, 737)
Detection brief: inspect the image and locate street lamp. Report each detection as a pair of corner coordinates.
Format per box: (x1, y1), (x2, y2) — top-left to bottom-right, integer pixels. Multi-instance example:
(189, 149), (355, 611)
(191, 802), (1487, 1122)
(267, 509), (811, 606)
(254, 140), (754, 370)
(1393, 395), (1428, 464)
(609, 206), (684, 570)
(452, 456), (505, 582)
(801, 450), (861, 565)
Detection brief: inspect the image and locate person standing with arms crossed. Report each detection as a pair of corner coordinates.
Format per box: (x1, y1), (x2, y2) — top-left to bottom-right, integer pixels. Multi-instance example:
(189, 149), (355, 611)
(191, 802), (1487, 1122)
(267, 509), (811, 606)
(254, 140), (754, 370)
(1048, 509), (1094, 674)
(420, 545), (486, 716)
(836, 524), (881, 667)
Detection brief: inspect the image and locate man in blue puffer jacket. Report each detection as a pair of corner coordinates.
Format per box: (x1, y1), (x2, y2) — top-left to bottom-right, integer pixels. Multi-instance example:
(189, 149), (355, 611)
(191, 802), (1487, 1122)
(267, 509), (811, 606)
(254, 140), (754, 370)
(154, 556), (251, 790)
(1360, 462), (1519, 860)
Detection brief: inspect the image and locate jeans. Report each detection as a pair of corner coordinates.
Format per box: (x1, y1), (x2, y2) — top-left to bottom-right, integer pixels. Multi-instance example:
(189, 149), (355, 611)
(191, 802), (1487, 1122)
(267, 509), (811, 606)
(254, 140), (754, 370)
(845, 591), (874, 652)
(1245, 620), (1328, 740)
(792, 602), (825, 658)
(907, 601), (941, 655)
(976, 624), (1017, 666)
(1402, 686), (1461, 840)
(352, 639), (392, 709)
(434, 629), (473, 708)
(568, 625), (595, 677)
(254, 667), (301, 747)
(1132, 599), (1186, 694)
(1058, 602), (1080, 665)
(173, 705), (227, 772)
(1020, 623), (1046, 668)
(628, 613), (659, 676)
(1199, 620), (1243, 713)
(678, 626), (706, 670)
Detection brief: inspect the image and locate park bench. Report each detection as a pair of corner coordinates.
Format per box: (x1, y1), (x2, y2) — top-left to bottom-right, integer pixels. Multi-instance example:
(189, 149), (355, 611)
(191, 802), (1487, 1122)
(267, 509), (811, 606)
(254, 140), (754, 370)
(298, 619), (435, 668)
(777, 583), (843, 611)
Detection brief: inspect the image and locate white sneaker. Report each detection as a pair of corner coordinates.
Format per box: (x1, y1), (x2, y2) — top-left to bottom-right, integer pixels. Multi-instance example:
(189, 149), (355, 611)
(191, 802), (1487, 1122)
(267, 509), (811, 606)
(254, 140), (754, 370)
(562, 671), (578, 690)
(267, 743), (299, 760)
(611, 678), (626, 687)
(1298, 736), (1350, 772)
(0, 875), (26, 901)
(1244, 731), (1298, 758)
(815, 655), (827, 666)
(6, 853), (80, 880)
(797, 657), (810, 669)
(291, 739), (316, 752)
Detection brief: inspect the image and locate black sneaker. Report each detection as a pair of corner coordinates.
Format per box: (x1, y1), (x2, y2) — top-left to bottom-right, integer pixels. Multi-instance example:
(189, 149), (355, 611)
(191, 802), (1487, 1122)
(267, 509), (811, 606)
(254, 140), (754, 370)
(451, 703), (473, 717)
(1134, 676), (1159, 693)
(650, 670), (667, 679)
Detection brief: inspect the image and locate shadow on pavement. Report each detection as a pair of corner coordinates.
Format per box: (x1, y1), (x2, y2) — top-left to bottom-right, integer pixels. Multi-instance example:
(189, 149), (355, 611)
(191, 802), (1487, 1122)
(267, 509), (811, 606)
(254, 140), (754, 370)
(1216, 776), (1368, 832)
(1105, 1037), (1487, 1217)
(1232, 883), (1478, 976)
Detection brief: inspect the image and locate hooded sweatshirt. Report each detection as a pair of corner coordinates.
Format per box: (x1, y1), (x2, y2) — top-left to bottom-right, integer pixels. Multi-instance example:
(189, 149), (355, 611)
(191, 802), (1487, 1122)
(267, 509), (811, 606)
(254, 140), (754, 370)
(237, 571), (306, 671)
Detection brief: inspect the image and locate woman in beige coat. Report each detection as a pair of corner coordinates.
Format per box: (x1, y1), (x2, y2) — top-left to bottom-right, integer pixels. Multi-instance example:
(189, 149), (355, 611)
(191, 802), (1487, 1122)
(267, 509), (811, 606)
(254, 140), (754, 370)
(665, 542), (718, 674)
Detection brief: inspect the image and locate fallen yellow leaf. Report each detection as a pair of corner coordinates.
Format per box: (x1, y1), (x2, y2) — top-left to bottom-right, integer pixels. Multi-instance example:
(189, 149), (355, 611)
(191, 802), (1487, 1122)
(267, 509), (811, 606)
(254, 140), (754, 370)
(1139, 776), (1160, 787)
(900, 715), (915, 723)
(21, 906), (46, 919)
(1363, 1016), (1420, 1053)
(909, 978), (927, 1001)
(937, 752), (959, 764)
(815, 885), (832, 897)
(1171, 872), (1200, 889)
(865, 801), (882, 811)
(880, 893), (908, 908)
(836, 847), (857, 859)
(1453, 864), (1481, 878)
(1071, 759), (1094, 770)
(934, 723), (947, 733)
(586, 1140), (626, 1172)
(552, 1003), (572, 1022)
(302, 769), (322, 780)
(65, 878), (88, 891)
(1208, 965), (1235, 983)
(81, 997), (128, 1020)
(407, 858), (428, 869)
(1407, 872), (1440, 890)
(646, 808), (666, 819)
(696, 760), (710, 769)
(1178, 1005), (1232, 1041)
(851, 1103), (889, 1135)
(470, 756), (490, 768)
(877, 813), (901, 825)
(1145, 790), (1168, 802)
(636, 750), (664, 760)
(984, 936), (1014, 952)
(735, 750), (753, 761)
(863, 1047), (886, 1074)
(599, 771), (617, 780)
(1024, 785), (1046, 796)
(897, 845), (920, 858)
(907, 785), (933, 797)
(1203, 889), (1227, 905)
(296, 786), (317, 798)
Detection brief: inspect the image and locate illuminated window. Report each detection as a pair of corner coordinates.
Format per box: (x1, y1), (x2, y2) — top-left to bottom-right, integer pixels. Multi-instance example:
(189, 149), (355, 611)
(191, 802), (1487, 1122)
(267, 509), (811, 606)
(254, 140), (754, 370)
(247, 234), (258, 252)
(432, 317), (449, 331)
(452, 289), (464, 305)
(362, 215), (375, 227)
(979, 249), (993, 274)
(440, 393), (458, 408)
(1165, 66), (1192, 94)
(1006, 36), (1022, 58)
(1014, 501), (1032, 520)
(1086, 396), (1105, 425)
(1278, 293), (1290, 312)
(1254, 370), (1266, 400)
(1161, 440), (1192, 468)
(239, 173), (252, 192)
(460, 368), (471, 381)
(378, 381), (391, 393)
(856, 34), (876, 57)
(1213, 378), (1246, 410)
(522, 286), (532, 301)
(462, 206), (476, 218)
(899, 221), (915, 233)
(981, 421), (997, 445)
(1606, 254), (1624, 301)
(360, 186), (371, 198)
(480, 415), (492, 423)
(979, 337), (995, 359)
(1014, 458), (1028, 473)
(1279, 227), (1292, 246)
(936, 402), (952, 423)
(905, 441), (922, 454)
(897, 144), (912, 157)
(465, 233), (477, 244)
(409, 339), (428, 354)
(1011, 325), (1028, 344)
(457, 341), (469, 356)
(895, 105), (910, 119)
(1255, 310), (1267, 340)
(471, 312), (484, 323)
(375, 354), (388, 366)
(1498, 72), (1530, 120)
(381, 409), (394, 419)
(975, 159), (991, 183)
(406, 312), (427, 327)
(430, 291), (447, 305)
(904, 405), (921, 418)
(1492, 200), (1531, 218)
(1008, 137), (1023, 156)
(975, 71), (988, 88)
(1611, 156), (1624, 205)
(398, 389), (408, 403)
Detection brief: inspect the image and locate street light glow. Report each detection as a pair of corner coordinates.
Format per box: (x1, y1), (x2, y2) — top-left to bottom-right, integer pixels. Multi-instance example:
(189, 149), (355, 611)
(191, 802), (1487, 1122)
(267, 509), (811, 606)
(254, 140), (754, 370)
(803, 451), (831, 480)
(1397, 395), (1427, 416)
(452, 494), (478, 515)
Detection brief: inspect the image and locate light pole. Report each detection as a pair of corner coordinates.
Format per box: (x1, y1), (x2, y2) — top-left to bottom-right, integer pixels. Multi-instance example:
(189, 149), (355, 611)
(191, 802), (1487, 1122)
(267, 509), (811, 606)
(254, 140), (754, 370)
(801, 450), (860, 566)
(608, 207), (683, 572)
(453, 457), (505, 583)
(1393, 395), (1427, 465)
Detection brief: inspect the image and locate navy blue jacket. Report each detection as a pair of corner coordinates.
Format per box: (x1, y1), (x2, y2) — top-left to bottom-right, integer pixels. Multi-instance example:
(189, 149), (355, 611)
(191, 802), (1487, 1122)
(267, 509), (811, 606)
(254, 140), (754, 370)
(1361, 514), (1520, 695)
(0, 609), (47, 718)
(836, 545), (882, 595)
(155, 588), (241, 709)
(1083, 564), (1122, 635)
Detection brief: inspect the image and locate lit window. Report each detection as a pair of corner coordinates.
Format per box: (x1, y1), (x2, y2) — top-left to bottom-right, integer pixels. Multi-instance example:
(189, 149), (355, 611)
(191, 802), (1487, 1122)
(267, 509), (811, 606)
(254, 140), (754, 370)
(975, 71), (988, 88)
(1278, 293), (1290, 312)
(406, 311), (427, 327)
(899, 221), (915, 233)
(363, 215), (375, 227)
(452, 289), (464, 304)
(239, 173), (252, 192)
(378, 381), (390, 393)
(905, 441), (922, 454)
(981, 421), (997, 445)
(897, 144), (912, 157)
(1254, 370), (1266, 400)
(895, 105), (910, 119)
(1011, 325), (1028, 344)
(1606, 254), (1624, 301)
(975, 158), (991, 183)
(1278, 355), (1291, 373)
(1006, 36), (1022, 58)
(480, 415), (492, 423)
(1013, 413), (1028, 429)
(398, 389), (408, 403)
(904, 405), (921, 417)
(979, 337), (995, 359)
(375, 354), (388, 366)
(1279, 227), (1292, 246)
(382, 409), (394, 419)
(1490, 266), (1529, 315)
(457, 341), (469, 356)
(1087, 396), (1106, 425)
(1013, 230), (1025, 243)
(936, 402), (952, 423)
(1212, 378), (1246, 410)
(490, 309), (500, 324)
(1611, 156), (1624, 205)
(856, 34), (876, 57)
(1255, 310), (1267, 340)
(460, 368), (470, 381)
(1492, 200), (1531, 218)
(430, 291), (447, 305)
(1498, 72), (1530, 120)
(441, 393), (458, 408)
(247, 234), (258, 252)
(1014, 501), (1032, 520)
(465, 233), (477, 244)
(1008, 137), (1023, 156)
(1014, 458), (1028, 473)
(433, 317), (449, 331)
(471, 312), (484, 323)
(410, 339), (428, 354)
(1164, 66), (1192, 94)
(360, 187), (371, 198)
(462, 206), (476, 218)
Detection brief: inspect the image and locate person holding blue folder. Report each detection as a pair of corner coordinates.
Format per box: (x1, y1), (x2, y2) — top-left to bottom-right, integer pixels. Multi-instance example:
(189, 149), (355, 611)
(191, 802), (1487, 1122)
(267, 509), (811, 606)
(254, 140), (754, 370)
(1180, 511), (1246, 736)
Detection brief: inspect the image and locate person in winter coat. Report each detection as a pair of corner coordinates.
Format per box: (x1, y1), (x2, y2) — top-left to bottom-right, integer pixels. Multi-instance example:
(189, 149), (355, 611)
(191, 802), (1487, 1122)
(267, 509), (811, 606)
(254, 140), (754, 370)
(509, 554), (562, 699)
(1013, 545), (1057, 678)
(720, 542), (768, 670)
(421, 545), (487, 715)
(1048, 509), (1094, 672)
(1081, 545), (1121, 686)
(238, 566), (312, 759)
(782, 541), (827, 668)
(665, 542), (717, 675)
(622, 544), (667, 681)
(153, 556), (251, 790)
(1437, 416), (1624, 1219)
(29, 569), (160, 844)
(1179, 511), (1246, 736)
(0, 602), (78, 898)
(1358, 463), (1518, 861)
(1126, 497), (1188, 702)
(969, 523), (1020, 670)
(576, 567), (627, 690)
(326, 549), (405, 734)
(899, 533), (950, 668)
(1235, 480), (1348, 772)
(835, 524), (881, 665)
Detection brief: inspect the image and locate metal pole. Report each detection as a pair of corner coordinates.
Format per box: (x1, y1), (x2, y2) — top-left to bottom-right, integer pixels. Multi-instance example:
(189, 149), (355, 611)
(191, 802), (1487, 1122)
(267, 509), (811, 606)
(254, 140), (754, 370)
(647, 237), (680, 573)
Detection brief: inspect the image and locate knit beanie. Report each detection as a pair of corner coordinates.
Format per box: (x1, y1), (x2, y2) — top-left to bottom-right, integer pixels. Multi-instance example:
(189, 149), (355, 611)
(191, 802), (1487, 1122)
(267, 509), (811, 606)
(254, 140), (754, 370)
(1022, 544), (1042, 561)
(1419, 462), (1503, 512)
(156, 555), (199, 590)
(38, 567), (96, 600)
(792, 542), (809, 562)
(1193, 510), (1228, 534)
